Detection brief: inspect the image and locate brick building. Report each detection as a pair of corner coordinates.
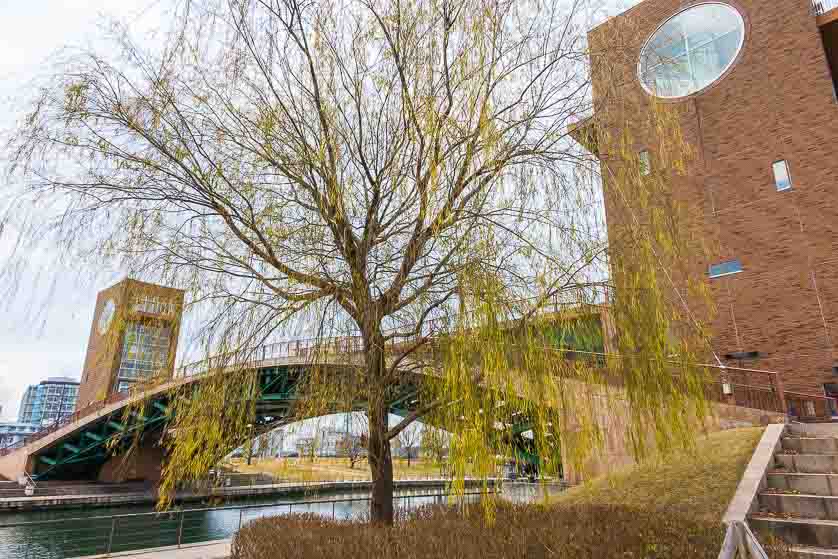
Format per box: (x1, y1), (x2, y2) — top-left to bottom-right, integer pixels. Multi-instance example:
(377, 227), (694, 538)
(77, 279), (185, 410)
(576, 0), (838, 399)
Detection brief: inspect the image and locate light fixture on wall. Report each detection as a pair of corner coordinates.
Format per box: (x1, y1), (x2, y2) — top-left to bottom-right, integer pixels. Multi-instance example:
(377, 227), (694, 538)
(724, 350), (760, 370)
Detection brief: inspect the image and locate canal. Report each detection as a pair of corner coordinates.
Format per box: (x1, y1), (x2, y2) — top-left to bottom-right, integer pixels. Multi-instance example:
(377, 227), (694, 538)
(0, 483), (564, 559)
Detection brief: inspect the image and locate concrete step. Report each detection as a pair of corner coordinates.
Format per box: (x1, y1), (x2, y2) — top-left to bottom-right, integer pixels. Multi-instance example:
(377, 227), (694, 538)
(750, 517), (838, 547)
(759, 493), (838, 520)
(768, 473), (838, 496)
(793, 546), (838, 558)
(784, 437), (838, 454)
(776, 454), (838, 474)
(789, 424), (838, 438)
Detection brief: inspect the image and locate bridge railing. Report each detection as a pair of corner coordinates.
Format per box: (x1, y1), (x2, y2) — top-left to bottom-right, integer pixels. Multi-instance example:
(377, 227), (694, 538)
(175, 285), (612, 379)
(540, 345), (837, 421)
(0, 391), (133, 457)
(703, 362), (836, 420)
(0, 286), (611, 457)
(15, 284), (836, 458)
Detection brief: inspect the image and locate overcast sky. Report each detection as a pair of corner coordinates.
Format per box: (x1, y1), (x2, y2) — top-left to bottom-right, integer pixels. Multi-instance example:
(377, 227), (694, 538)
(0, 0), (640, 421)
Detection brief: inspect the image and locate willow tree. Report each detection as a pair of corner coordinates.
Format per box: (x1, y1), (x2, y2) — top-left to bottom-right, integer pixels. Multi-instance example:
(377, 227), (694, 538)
(4, 0), (711, 524)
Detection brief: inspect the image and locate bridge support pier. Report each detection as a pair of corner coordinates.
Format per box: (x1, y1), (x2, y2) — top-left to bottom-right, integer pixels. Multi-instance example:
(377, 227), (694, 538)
(97, 437), (165, 484)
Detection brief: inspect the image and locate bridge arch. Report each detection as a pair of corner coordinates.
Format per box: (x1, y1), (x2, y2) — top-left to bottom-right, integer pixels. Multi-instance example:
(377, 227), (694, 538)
(0, 357), (539, 483)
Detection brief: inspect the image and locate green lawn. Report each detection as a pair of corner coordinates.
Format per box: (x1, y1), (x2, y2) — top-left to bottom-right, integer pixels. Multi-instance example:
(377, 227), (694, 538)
(230, 456), (444, 482)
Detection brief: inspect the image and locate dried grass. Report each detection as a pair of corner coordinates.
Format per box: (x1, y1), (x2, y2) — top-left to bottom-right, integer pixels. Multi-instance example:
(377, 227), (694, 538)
(231, 502), (792, 559)
(231, 428), (793, 558)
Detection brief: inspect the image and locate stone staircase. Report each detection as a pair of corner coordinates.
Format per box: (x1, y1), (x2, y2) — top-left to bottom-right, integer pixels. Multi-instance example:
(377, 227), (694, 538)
(750, 423), (838, 557)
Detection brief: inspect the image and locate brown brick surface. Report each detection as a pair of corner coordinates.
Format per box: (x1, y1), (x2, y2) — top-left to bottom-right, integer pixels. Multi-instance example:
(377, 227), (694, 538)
(589, 0), (838, 394)
(77, 279), (185, 410)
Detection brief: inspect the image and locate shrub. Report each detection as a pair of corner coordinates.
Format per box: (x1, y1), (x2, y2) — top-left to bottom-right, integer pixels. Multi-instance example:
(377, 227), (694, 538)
(231, 500), (792, 559)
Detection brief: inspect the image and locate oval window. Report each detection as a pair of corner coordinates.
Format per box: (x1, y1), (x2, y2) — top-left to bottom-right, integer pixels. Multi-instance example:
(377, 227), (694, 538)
(638, 3), (745, 99)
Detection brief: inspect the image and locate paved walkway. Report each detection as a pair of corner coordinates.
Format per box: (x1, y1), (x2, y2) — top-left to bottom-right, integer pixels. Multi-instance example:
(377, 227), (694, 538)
(75, 540), (230, 559)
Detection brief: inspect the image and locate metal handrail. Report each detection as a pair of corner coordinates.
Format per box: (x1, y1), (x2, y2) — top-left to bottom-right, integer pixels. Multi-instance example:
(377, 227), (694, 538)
(0, 488), (493, 558)
(0, 287), (611, 456)
(812, 0), (838, 16)
(0, 486), (493, 529)
(6, 278), (834, 459)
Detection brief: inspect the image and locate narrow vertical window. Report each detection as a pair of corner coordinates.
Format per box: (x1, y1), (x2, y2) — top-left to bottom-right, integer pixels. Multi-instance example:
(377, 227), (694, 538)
(820, 20), (838, 101)
(773, 160), (792, 191)
(639, 150), (651, 176)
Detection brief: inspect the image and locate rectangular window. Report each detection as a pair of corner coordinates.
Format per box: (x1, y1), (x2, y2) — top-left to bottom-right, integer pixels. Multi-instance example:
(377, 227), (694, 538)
(639, 150), (651, 176)
(709, 259), (743, 278)
(773, 160), (792, 191)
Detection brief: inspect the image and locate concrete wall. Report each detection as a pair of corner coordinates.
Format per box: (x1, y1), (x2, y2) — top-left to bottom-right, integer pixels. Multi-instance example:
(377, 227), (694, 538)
(561, 384), (784, 484)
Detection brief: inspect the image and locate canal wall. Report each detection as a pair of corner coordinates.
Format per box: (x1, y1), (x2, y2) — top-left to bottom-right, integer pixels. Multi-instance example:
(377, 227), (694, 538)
(0, 478), (495, 512)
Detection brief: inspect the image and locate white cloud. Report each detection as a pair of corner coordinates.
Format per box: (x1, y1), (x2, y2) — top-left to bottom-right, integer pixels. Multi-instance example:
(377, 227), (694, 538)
(0, 1), (162, 419)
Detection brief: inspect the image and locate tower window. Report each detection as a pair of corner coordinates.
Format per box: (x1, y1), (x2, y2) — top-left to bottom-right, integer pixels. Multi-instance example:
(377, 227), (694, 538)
(639, 150), (651, 176)
(772, 160), (792, 191)
(709, 259), (742, 278)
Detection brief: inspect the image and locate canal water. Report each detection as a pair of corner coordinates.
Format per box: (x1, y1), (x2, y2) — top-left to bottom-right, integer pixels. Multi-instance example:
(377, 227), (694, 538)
(0, 483), (563, 559)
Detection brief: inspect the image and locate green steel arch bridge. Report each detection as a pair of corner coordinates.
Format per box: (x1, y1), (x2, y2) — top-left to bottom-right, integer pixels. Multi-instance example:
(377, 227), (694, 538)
(2, 304), (831, 483)
(0, 334), (562, 482)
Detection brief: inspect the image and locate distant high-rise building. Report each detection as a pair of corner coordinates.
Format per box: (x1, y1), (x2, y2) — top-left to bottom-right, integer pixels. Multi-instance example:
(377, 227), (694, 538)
(77, 278), (185, 410)
(0, 421), (40, 447)
(17, 377), (80, 426)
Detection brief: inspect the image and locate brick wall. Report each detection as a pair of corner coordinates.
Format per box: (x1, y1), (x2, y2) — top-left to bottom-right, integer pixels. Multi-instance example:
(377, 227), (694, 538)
(589, 0), (838, 395)
(77, 279), (185, 410)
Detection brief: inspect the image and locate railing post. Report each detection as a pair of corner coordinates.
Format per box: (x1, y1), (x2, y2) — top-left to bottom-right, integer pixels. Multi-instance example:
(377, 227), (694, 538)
(238, 508), (244, 531)
(177, 510), (186, 547)
(107, 517), (117, 556)
(771, 372), (787, 415)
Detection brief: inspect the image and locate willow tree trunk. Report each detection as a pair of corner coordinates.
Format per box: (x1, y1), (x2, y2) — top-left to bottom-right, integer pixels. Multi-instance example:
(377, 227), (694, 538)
(368, 398), (394, 524)
(365, 333), (395, 524)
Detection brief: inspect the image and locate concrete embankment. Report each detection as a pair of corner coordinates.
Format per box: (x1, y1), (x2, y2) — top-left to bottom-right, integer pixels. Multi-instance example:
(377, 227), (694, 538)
(0, 478), (493, 512)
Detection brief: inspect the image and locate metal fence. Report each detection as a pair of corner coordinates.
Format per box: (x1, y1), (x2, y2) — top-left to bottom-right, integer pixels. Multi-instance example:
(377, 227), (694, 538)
(0, 489), (489, 559)
(0, 472), (463, 500)
(813, 0), (838, 16)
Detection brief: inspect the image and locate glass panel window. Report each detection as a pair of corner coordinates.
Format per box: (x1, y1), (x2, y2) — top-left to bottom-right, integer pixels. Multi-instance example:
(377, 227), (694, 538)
(773, 160), (792, 191)
(639, 3), (745, 98)
(639, 150), (651, 176)
(116, 322), (172, 388)
(709, 259), (743, 278)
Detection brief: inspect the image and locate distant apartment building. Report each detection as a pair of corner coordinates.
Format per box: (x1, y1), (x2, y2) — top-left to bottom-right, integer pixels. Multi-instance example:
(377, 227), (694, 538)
(572, 0), (838, 402)
(17, 377), (79, 427)
(0, 422), (40, 447)
(77, 278), (185, 410)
